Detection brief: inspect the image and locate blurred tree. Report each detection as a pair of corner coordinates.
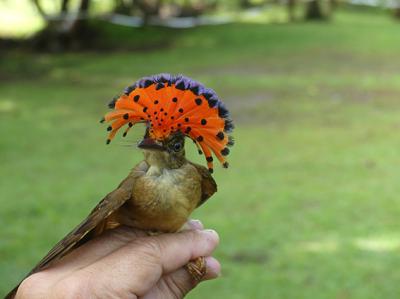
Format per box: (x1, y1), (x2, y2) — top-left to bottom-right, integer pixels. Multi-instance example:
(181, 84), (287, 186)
(287, 0), (296, 21)
(239, 0), (254, 8)
(329, 0), (337, 11)
(132, 0), (162, 25)
(114, 0), (133, 14)
(176, 0), (217, 17)
(394, 1), (400, 19)
(31, 0), (93, 50)
(117, 0), (217, 24)
(304, 0), (326, 20)
(239, 0), (266, 8)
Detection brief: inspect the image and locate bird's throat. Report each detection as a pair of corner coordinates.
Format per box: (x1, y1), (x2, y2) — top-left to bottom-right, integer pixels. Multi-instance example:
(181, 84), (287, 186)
(143, 149), (186, 171)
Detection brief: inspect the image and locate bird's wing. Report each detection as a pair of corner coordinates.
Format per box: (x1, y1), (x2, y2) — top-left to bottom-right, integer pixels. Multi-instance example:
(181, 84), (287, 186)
(189, 162), (218, 207)
(28, 188), (130, 274)
(5, 161), (148, 299)
(28, 161), (148, 274)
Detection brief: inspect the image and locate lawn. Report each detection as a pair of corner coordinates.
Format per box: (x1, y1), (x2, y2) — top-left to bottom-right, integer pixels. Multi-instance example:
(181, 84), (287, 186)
(2, 7), (400, 299)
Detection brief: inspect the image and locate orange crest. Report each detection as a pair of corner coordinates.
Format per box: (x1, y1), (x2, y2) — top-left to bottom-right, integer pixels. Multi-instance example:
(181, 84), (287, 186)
(101, 74), (234, 172)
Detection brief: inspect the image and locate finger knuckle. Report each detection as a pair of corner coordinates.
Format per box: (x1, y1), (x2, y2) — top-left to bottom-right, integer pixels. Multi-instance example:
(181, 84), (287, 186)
(53, 274), (91, 299)
(163, 273), (194, 299)
(17, 272), (50, 298)
(185, 230), (200, 244)
(135, 237), (164, 262)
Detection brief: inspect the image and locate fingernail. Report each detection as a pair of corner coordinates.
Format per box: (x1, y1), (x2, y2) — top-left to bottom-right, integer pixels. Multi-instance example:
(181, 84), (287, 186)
(202, 229), (219, 243)
(204, 256), (221, 279)
(203, 229), (218, 236)
(188, 219), (203, 230)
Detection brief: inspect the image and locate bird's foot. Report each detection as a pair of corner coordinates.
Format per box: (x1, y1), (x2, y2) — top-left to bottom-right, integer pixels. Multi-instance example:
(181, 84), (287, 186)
(185, 256), (206, 282)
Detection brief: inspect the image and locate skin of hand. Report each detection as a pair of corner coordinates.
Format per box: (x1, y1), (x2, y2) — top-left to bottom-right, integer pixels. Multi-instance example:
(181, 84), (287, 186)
(15, 220), (220, 299)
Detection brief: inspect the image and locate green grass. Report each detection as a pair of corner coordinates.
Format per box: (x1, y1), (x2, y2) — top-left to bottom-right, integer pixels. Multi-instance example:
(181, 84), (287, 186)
(2, 8), (400, 298)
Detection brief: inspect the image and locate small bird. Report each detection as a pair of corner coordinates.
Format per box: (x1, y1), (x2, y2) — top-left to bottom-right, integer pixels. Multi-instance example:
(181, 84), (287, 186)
(5, 74), (234, 298)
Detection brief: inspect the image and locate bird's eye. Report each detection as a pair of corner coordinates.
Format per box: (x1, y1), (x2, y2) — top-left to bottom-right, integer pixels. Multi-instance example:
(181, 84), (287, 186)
(173, 142), (182, 152)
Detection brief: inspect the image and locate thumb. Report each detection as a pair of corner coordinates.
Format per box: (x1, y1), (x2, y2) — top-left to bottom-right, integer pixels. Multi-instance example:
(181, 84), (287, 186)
(141, 256), (221, 299)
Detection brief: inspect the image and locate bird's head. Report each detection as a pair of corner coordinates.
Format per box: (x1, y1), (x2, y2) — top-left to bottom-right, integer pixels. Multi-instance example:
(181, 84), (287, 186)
(101, 74), (234, 173)
(138, 129), (186, 169)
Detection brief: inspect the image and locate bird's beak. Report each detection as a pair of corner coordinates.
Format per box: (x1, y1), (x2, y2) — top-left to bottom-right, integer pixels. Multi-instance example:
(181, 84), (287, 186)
(138, 137), (166, 151)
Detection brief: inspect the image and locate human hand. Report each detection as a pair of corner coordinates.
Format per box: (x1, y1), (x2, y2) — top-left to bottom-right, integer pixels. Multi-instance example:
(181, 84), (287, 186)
(15, 220), (220, 299)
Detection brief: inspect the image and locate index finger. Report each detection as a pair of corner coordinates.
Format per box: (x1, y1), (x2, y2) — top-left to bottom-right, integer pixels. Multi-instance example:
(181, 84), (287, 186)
(81, 229), (219, 297)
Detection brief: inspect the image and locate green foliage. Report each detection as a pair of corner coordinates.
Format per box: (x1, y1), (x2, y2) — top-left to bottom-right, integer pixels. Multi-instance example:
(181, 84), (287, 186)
(2, 8), (400, 299)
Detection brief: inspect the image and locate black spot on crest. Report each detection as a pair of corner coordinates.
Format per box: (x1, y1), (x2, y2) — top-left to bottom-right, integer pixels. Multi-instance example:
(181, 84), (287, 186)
(123, 113), (129, 120)
(108, 96), (119, 108)
(228, 136), (235, 146)
(134, 95), (140, 102)
(190, 85), (200, 95)
(201, 119), (207, 125)
(208, 98), (218, 108)
(124, 84), (136, 95)
(143, 79), (153, 88)
(216, 131), (224, 140)
(203, 92), (213, 100)
(176, 81), (186, 90)
(224, 119), (234, 133)
(195, 98), (202, 105)
(221, 147), (230, 156)
(206, 156), (213, 162)
(218, 103), (229, 118)
(155, 83), (164, 90)
(197, 136), (204, 142)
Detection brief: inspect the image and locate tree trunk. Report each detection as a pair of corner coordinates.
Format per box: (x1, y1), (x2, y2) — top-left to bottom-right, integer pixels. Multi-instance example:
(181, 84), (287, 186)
(61, 0), (70, 13)
(31, 0), (95, 51)
(287, 0), (296, 22)
(70, 0), (91, 33)
(132, 0), (162, 25)
(240, 0), (253, 8)
(395, 7), (400, 19)
(326, 0), (337, 18)
(329, 0), (337, 11)
(31, 0), (48, 18)
(305, 0), (325, 20)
